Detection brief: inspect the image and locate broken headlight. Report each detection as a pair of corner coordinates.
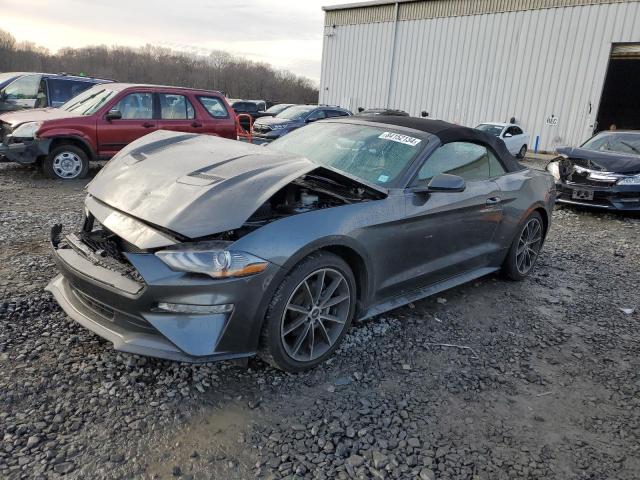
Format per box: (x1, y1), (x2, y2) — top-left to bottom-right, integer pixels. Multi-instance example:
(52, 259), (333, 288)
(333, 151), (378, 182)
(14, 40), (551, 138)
(155, 242), (268, 278)
(11, 121), (42, 139)
(546, 160), (561, 182)
(617, 175), (640, 185)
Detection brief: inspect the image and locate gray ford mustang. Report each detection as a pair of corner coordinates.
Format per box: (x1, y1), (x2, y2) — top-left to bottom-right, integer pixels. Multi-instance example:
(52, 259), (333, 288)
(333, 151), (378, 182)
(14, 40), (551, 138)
(46, 117), (555, 372)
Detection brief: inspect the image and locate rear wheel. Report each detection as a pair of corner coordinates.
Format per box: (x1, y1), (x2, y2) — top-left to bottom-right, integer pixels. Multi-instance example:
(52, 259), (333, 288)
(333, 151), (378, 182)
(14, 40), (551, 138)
(517, 144), (527, 159)
(502, 212), (544, 280)
(259, 252), (356, 372)
(43, 144), (89, 180)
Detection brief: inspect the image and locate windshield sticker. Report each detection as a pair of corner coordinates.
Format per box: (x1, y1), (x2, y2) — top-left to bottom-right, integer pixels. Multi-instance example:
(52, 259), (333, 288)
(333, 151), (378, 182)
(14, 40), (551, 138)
(378, 132), (422, 146)
(377, 174), (390, 183)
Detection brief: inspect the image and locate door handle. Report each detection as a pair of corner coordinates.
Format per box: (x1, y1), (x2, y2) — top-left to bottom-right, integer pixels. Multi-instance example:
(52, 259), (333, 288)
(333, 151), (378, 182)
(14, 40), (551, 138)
(486, 197), (502, 205)
(142, 122), (154, 128)
(191, 121), (202, 128)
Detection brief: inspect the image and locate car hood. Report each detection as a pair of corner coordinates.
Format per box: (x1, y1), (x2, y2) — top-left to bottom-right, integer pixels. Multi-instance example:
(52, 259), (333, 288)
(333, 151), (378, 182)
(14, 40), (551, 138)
(556, 146), (640, 174)
(255, 116), (301, 127)
(87, 130), (383, 239)
(0, 107), (82, 127)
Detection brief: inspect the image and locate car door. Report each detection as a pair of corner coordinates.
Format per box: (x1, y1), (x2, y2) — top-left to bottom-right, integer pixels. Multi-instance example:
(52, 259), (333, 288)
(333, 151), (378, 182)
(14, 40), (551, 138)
(193, 94), (236, 139)
(392, 142), (505, 294)
(0, 74), (42, 112)
(502, 126), (521, 154)
(156, 92), (199, 134)
(96, 91), (156, 157)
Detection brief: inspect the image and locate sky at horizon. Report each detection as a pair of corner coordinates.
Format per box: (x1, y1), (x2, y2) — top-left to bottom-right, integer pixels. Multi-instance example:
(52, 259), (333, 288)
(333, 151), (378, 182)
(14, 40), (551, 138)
(0, 0), (363, 84)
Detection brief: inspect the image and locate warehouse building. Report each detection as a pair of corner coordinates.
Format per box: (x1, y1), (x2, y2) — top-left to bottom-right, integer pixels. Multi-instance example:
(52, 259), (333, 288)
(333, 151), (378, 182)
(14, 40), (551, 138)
(319, 0), (640, 151)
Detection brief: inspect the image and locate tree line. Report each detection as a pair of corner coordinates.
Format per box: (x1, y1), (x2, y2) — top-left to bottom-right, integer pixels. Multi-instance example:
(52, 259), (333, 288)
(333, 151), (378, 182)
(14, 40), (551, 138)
(0, 29), (318, 103)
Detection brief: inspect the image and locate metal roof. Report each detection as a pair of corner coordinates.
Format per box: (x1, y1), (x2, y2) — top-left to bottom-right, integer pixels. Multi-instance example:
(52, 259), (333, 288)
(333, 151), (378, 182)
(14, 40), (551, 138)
(323, 0), (638, 25)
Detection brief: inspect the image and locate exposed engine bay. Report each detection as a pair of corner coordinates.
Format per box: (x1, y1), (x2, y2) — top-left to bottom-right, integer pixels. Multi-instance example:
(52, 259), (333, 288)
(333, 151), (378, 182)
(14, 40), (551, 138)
(210, 171), (386, 241)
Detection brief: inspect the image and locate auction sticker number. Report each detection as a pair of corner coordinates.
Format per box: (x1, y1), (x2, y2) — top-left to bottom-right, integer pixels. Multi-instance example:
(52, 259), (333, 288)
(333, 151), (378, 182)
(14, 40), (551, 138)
(379, 131), (422, 146)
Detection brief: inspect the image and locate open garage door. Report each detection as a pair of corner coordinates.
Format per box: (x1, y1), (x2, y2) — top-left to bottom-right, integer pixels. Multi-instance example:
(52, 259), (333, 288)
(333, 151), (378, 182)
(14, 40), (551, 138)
(596, 43), (640, 132)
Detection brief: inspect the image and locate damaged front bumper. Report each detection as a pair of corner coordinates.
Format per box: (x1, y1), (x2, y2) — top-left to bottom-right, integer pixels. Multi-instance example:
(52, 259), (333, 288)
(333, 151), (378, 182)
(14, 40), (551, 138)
(555, 182), (640, 211)
(45, 225), (280, 363)
(0, 138), (50, 164)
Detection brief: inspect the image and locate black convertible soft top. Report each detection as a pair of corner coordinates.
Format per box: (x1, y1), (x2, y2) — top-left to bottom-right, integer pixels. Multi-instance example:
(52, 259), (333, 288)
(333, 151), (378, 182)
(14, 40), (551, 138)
(362, 116), (525, 173)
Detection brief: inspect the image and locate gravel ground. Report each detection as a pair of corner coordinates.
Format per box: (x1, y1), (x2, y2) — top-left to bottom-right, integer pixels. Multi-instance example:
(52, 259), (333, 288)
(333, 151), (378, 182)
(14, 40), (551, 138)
(0, 159), (639, 480)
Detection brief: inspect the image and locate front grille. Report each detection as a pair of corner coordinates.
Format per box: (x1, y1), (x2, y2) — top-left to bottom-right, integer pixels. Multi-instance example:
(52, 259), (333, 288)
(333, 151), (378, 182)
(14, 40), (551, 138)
(74, 289), (115, 320)
(566, 170), (617, 187)
(73, 222), (146, 284)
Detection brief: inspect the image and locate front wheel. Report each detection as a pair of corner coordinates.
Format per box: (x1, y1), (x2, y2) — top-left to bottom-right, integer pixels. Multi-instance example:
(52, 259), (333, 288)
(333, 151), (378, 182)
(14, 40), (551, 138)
(517, 144), (527, 159)
(43, 144), (89, 180)
(258, 252), (356, 372)
(502, 212), (544, 280)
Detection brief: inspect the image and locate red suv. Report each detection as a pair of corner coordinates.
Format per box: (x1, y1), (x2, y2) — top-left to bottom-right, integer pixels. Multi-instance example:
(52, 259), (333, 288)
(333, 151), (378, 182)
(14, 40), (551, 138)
(0, 83), (237, 179)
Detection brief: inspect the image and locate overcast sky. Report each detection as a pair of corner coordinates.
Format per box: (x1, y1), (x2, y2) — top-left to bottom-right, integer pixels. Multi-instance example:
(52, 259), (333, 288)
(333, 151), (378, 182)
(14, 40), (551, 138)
(0, 0), (362, 83)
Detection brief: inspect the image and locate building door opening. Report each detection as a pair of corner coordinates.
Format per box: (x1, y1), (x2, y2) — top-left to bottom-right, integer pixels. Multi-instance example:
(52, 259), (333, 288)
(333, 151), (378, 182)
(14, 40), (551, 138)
(596, 43), (640, 133)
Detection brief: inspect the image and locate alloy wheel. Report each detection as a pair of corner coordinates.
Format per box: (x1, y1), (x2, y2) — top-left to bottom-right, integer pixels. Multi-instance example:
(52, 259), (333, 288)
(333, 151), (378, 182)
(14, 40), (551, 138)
(281, 268), (351, 362)
(516, 217), (542, 274)
(52, 151), (82, 179)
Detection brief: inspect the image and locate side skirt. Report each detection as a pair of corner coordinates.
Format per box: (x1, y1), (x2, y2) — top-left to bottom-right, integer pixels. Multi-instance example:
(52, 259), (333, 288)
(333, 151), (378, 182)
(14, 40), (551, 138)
(358, 267), (499, 321)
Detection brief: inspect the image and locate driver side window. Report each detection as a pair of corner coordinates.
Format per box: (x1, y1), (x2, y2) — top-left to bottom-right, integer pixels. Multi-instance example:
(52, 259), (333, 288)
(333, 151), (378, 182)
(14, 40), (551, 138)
(307, 109), (326, 121)
(416, 142), (496, 184)
(113, 92), (153, 119)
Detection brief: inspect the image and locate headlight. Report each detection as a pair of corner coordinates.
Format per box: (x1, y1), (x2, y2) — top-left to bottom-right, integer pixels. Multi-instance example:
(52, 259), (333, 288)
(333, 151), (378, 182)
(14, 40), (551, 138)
(155, 242), (268, 278)
(546, 160), (561, 182)
(618, 175), (640, 185)
(11, 121), (42, 139)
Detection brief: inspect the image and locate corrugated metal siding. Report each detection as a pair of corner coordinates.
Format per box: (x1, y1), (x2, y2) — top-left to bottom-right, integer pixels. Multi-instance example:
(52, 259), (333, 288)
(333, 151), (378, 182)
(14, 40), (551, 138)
(325, 0), (635, 25)
(319, 1), (640, 151)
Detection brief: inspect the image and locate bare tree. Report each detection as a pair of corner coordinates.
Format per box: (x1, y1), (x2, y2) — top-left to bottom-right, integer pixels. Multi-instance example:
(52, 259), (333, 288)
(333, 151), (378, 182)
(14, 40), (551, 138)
(0, 29), (318, 103)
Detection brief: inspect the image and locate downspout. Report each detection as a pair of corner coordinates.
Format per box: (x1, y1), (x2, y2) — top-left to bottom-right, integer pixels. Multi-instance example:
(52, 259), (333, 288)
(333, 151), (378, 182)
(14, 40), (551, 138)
(385, 2), (400, 109)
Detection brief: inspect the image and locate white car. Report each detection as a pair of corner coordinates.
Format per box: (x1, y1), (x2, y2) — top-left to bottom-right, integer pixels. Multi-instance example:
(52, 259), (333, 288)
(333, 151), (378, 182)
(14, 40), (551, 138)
(476, 122), (530, 158)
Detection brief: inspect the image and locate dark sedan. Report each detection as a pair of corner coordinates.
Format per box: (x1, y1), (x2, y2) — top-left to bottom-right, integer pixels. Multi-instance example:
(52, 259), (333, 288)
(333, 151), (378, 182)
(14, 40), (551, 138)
(46, 117), (555, 372)
(547, 130), (640, 211)
(251, 105), (351, 143)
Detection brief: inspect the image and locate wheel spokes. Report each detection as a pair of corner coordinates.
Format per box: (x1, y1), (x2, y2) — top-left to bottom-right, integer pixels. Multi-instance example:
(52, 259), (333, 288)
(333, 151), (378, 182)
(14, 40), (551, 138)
(280, 267), (351, 362)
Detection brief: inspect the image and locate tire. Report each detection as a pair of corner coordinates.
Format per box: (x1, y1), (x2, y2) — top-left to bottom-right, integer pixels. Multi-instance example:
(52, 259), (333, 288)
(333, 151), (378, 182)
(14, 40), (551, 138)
(517, 144), (527, 159)
(43, 144), (89, 180)
(258, 251), (357, 372)
(502, 211), (544, 281)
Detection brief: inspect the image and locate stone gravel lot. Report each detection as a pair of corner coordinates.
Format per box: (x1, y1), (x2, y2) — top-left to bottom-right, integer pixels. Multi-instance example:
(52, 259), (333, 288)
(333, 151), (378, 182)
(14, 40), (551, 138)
(0, 160), (639, 480)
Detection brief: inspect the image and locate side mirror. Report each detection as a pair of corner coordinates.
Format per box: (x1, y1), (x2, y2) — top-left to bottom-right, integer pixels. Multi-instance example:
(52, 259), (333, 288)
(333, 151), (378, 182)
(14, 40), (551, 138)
(410, 174), (466, 194)
(306, 117), (319, 123)
(106, 109), (122, 121)
(0, 90), (6, 101)
(503, 132), (513, 138)
(427, 174), (466, 192)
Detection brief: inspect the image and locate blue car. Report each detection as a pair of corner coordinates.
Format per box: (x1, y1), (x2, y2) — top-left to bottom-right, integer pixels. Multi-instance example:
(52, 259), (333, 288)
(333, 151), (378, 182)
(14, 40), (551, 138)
(252, 104), (351, 143)
(0, 72), (112, 112)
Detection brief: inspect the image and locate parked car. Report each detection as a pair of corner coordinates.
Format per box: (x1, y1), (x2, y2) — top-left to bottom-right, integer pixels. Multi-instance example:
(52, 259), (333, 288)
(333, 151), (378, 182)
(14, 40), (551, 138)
(46, 116), (555, 371)
(262, 103), (295, 117)
(0, 72), (112, 112)
(356, 108), (409, 117)
(476, 122), (529, 158)
(252, 105), (351, 143)
(230, 100), (270, 131)
(546, 130), (640, 211)
(0, 83), (235, 179)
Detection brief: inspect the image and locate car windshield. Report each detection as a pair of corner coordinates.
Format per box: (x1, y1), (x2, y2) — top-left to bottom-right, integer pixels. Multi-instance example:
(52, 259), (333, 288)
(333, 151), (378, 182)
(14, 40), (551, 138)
(265, 104), (293, 115)
(60, 86), (117, 115)
(276, 105), (315, 120)
(581, 132), (640, 156)
(476, 124), (504, 137)
(268, 122), (426, 186)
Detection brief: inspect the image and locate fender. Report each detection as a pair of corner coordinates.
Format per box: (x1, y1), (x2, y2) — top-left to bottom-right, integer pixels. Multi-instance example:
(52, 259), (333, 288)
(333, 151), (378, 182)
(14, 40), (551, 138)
(242, 234), (374, 353)
(40, 130), (97, 159)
